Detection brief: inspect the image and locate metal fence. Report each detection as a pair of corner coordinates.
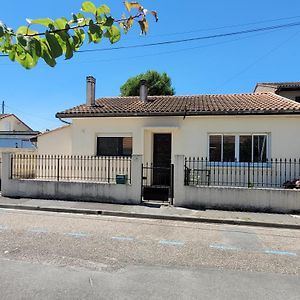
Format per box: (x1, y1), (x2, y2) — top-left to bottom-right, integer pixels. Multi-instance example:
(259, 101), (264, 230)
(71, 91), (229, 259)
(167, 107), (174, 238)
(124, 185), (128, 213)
(141, 163), (174, 202)
(11, 154), (132, 184)
(184, 157), (300, 189)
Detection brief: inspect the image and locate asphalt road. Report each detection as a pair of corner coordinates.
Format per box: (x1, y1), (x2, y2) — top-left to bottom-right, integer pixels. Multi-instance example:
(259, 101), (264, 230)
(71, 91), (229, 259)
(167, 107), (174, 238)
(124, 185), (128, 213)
(0, 208), (299, 299)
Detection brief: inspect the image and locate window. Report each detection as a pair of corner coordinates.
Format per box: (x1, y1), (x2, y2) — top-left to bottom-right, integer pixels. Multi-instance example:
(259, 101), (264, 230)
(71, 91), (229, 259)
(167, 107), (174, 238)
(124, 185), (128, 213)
(97, 137), (132, 156)
(209, 134), (268, 162)
(209, 135), (235, 162)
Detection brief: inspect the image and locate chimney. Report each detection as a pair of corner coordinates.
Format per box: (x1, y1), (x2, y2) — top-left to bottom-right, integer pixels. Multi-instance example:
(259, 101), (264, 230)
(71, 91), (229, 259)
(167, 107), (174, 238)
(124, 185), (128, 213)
(86, 76), (96, 106)
(139, 80), (148, 102)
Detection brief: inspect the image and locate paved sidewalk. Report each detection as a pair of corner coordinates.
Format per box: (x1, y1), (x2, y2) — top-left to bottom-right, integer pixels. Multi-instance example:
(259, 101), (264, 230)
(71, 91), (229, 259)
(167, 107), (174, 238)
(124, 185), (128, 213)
(0, 196), (299, 229)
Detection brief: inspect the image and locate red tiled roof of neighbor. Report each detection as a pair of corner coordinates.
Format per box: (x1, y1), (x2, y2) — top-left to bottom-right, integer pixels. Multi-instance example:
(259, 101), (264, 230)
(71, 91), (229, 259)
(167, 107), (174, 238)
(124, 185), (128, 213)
(56, 92), (300, 118)
(0, 114), (12, 120)
(255, 82), (300, 89)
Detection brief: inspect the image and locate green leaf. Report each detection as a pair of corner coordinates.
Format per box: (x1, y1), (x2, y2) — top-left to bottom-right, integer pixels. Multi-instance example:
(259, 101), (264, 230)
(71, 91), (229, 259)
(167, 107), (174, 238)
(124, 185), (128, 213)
(16, 26), (38, 36)
(73, 29), (85, 49)
(88, 23), (103, 43)
(8, 49), (16, 61)
(0, 24), (5, 38)
(30, 18), (54, 27)
(103, 16), (114, 27)
(97, 4), (110, 15)
(16, 35), (28, 48)
(17, 53), (37, 69)
(29, 38), (42, 58)
(41, 42), (56, 67)
(54, 18), (68, 30)
(45, 32), (63, 58)
(105, 25), (121, 44)
(65, 40), (73, 60)
(81, 1), (97, 14)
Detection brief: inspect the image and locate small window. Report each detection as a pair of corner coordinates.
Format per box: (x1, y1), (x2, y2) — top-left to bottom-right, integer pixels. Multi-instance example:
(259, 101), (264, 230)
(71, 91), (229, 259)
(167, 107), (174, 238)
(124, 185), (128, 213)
(223, 135), (235, 162)
(209, 135), (235, 162)
(239, 135), (252, 162)
(209, 135), (221, 161)
(97, 137), (132, 156)
(253, 135), (267, 162)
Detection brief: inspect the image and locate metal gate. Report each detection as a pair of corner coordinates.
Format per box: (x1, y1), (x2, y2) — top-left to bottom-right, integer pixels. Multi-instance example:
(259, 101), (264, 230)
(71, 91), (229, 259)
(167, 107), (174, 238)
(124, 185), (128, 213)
(141, 163), (174, 203)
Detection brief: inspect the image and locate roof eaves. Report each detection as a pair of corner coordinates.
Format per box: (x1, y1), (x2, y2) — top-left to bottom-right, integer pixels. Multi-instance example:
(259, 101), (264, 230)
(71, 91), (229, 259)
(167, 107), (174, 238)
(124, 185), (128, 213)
(56, 110), (300, 119)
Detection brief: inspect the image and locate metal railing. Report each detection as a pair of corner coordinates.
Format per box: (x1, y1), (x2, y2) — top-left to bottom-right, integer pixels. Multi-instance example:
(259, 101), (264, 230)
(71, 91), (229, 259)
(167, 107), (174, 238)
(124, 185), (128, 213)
(184, 157), (300, 189)
(11, 154), (132, 184)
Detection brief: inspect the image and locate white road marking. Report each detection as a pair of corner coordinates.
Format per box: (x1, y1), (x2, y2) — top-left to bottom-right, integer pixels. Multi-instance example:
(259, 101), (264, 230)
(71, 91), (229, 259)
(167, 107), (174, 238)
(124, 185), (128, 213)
(111, 236), (134, 241)
(0, 225), (8, 230)
(264, 250), (297, 257)
(28, 228), (48, 234)
(159, 240), (185, 246)
(210, 244), (240, 251)
(64, 232), (89, 238)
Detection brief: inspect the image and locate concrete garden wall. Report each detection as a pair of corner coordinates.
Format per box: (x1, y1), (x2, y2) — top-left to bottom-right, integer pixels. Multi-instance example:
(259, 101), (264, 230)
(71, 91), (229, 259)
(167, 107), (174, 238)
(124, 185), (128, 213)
(174, 156), (300, 213)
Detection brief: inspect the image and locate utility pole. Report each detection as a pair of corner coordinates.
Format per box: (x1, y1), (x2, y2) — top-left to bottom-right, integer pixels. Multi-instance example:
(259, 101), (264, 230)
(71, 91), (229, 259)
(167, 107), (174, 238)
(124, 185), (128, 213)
(2, 101), (4, 114)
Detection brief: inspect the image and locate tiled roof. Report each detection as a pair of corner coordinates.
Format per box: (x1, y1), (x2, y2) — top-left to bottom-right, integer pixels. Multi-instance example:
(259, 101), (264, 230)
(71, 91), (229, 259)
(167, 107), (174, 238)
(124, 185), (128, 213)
(56, 92), (300, 118)
(0, 114), (11, 120)
(256, 82), (300, 90)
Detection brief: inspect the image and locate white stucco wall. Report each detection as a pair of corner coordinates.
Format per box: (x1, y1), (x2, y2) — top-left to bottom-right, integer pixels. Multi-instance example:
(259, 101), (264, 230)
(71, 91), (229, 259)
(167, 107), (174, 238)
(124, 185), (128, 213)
(38, 115), (300, 160)
(37, 125), (72, 155)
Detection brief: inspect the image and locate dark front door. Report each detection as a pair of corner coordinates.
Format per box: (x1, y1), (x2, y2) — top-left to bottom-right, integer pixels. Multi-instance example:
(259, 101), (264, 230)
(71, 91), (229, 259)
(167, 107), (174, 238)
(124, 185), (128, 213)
(153, 133), (172, 185)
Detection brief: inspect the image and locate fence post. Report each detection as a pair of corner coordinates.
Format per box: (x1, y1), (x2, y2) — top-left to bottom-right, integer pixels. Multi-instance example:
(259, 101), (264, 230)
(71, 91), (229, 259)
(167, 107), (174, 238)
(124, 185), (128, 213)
(108, 157), (110, 183)
(247, 161), (250, 188)
(57, 157), (60, 182)
(10, 154), (13, 179)
(174, 155), (185, 207)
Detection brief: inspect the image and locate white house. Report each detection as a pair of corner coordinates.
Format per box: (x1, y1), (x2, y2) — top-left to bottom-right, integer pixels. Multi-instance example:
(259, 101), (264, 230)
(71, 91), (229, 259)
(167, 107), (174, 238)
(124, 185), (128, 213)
(3, 76), (300, 211)
(0, 114), (39, 150)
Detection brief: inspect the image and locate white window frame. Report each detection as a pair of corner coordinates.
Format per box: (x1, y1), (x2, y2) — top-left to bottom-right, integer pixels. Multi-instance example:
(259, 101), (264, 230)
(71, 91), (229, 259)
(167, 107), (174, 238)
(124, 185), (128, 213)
(208, 133), (270, 163)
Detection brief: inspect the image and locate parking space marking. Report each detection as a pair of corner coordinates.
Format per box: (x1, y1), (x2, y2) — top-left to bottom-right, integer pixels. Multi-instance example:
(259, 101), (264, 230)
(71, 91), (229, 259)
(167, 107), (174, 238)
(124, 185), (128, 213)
(159, 240), (185, 246)
(64, 232), (90, 238)
(28, 228), (48, 234)
(111, 236), (134, 241)
(210, 244), (240, 251)
(264, 250), (297, 257)
(0, 225), (8, 230)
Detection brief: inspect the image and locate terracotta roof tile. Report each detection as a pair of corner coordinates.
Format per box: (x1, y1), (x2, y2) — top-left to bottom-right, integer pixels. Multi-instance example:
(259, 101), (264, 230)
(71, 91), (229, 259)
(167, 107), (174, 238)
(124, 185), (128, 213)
(256, 82), (300, 89)
(56, 92), (300, 118)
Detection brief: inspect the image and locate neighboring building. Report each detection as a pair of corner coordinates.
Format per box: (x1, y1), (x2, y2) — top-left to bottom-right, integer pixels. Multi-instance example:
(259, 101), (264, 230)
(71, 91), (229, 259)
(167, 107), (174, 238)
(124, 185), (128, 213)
(37, 77), (300, 166)
(0, 114), (39, 150)
(254, 82), (300, 102)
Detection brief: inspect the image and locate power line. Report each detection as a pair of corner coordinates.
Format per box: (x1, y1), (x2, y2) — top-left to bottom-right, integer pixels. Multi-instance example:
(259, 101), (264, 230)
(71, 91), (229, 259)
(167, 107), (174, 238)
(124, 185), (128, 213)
(77, 21), (300, 53)
(1, 20), (300, 58)
(147, 15), (300, 38)
(77, 29), (283, 65)
(215, 30), (300, 90)
(4, 104), (58, 124)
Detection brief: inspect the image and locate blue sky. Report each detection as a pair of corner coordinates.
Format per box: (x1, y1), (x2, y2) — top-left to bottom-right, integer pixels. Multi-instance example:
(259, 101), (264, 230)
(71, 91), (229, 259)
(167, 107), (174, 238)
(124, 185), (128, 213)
(1, 0), (300, 131)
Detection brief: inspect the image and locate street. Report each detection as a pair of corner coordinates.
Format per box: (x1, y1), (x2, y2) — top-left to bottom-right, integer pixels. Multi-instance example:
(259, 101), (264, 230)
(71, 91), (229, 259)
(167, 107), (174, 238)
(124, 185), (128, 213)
(0, 208), (299, 299)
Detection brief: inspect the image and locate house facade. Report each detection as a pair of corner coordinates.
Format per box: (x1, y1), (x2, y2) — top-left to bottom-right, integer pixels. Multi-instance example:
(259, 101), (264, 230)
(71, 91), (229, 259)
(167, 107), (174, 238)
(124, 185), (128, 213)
(0, 114), (39, 150)
(3, 77), (300, 211)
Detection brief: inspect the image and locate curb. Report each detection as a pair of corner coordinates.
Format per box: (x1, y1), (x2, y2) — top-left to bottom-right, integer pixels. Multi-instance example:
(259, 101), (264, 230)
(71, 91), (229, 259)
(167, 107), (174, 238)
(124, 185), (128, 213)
(0, 203), (300, 230)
